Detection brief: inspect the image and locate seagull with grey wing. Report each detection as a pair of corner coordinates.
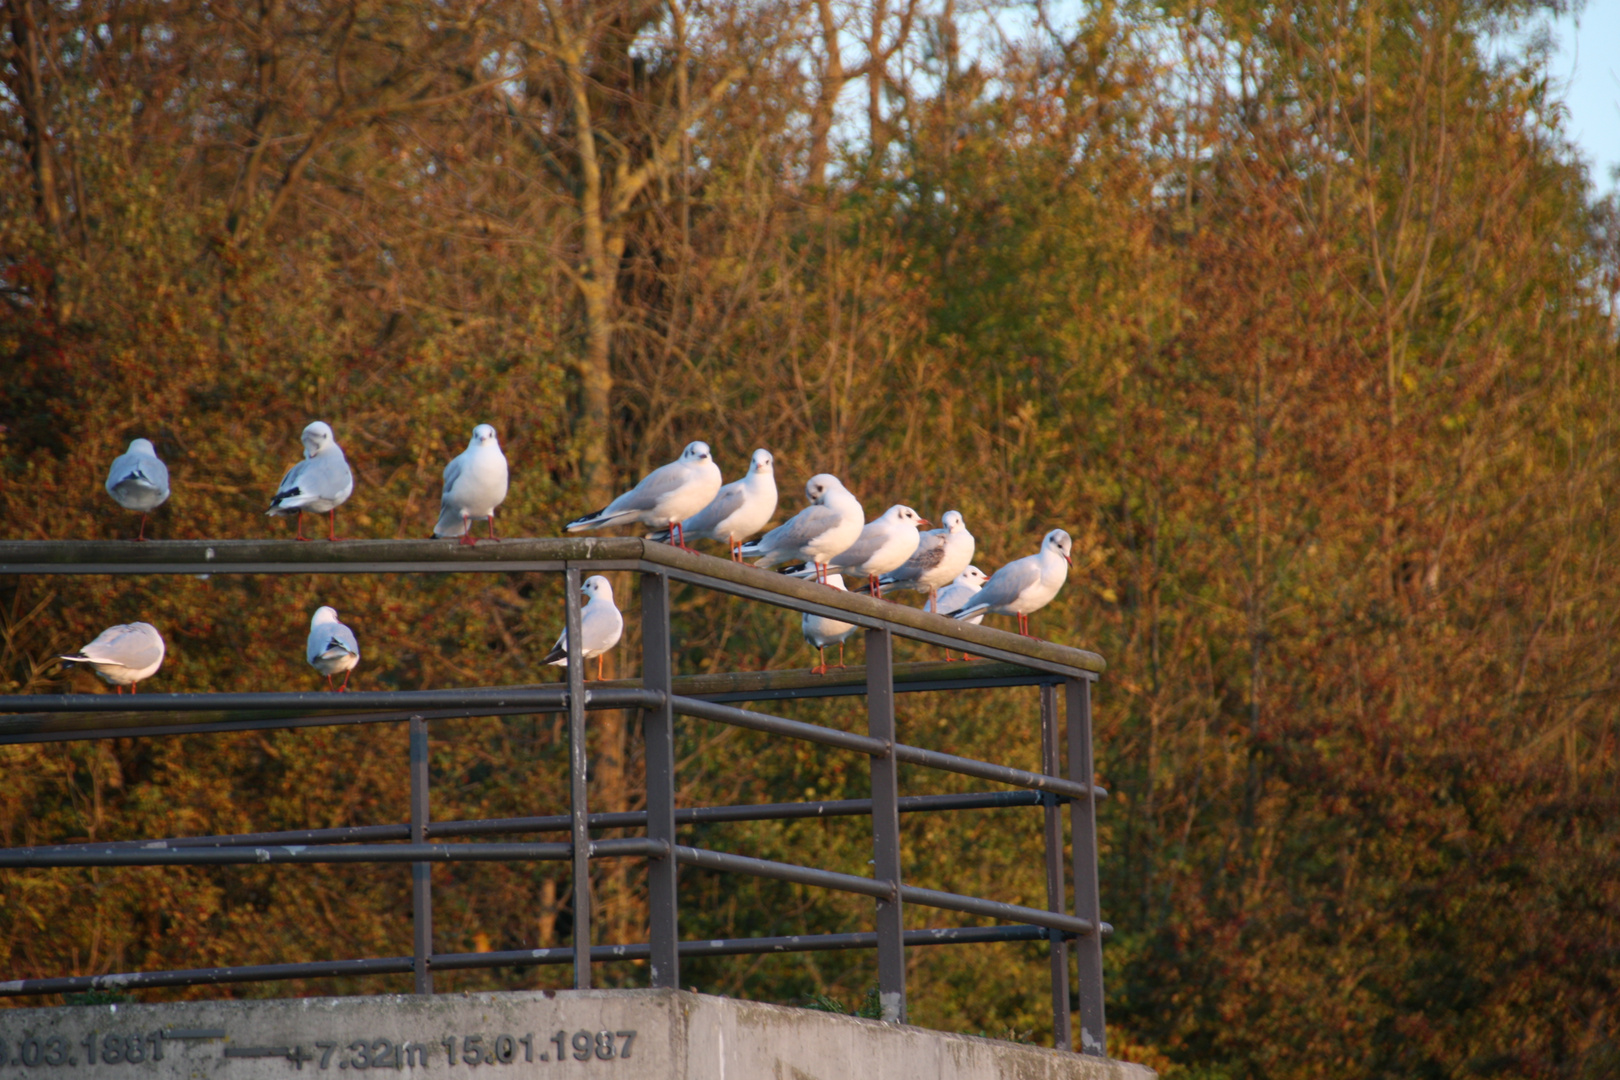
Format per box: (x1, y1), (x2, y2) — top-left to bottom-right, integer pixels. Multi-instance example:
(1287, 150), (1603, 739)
(565, 441), (722, 551)
(105, 438), (170, 541)
(790, 504), (929, 597)
(648, 448), (777, 560)
(802, 574), (858, 675)
(739, 474), (865, 584)
(307, 606), (361, 691)
(951, 529), (1073, 638)
(878, 509), (974, 612)
(268, 421), (355, 541)
(434, 424), (509, 545)
(544, 575), (624, 680)
(935, 565), (988, 661)
(60, 622), (166, 694)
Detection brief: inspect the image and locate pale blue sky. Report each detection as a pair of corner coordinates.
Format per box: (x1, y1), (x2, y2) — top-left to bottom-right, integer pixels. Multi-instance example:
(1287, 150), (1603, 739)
(1552, 1), (1620, 195)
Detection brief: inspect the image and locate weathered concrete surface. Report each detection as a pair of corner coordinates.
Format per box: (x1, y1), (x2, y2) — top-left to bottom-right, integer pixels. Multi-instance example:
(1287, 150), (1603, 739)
(0, 989), (1154, 1080)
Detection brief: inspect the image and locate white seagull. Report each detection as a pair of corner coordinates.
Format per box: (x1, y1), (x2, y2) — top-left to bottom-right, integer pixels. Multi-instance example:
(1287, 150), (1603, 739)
(565, 441), (722, 550)
(951, 529), (1073, 638)
(802, 574), (859, 675)
(434, 424), (510, 545)
(543, 575), (625, 680)
(307, 606), (361, 691)
(648, 448), (778, 560)
(739, 474), (865, 584)
(793, 504), (929, 597)
(104, 438), (171, 541)
(878, 509), (975, 611)
(934, 565), (988, 661)
(60, 622), (166, 694)
(268, 421), (355, 541)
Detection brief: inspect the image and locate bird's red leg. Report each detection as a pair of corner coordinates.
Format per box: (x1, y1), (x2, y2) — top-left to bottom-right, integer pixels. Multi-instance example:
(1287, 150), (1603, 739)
(130, 683), (137, 695)
(296, 511), (309, 541)
(136, 513), (149, 541)
(328, 509), (340, 541)
(929, 587), (938, 614)
(868, 573), (880, 598)
(812, 646), (829, 676)
(114, 685), (123, 695)
(596, 653), (604, 681)
(459, 512), (477, 546)
(836, 641), (847, 669)
(487, 512), (499, 542)
(326, 673), (334, 691)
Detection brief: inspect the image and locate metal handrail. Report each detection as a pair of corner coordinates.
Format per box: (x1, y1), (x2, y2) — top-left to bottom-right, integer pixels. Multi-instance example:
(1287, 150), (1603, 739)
(0, 540), (1109, 1057)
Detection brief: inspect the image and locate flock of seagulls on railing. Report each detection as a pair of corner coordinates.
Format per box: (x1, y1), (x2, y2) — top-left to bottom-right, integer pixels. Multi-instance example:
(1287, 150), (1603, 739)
(67, 421), (1074, 692)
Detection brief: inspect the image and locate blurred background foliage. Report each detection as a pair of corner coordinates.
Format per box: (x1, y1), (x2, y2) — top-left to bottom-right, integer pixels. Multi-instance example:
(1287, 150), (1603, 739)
(3, 0), (1619, 1073)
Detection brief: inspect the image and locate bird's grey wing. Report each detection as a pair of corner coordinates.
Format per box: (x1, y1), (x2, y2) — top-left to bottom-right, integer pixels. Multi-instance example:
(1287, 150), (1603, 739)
(605, 461), (692, 515)
(968, 557), (1042, 610)
(893, 533), (947, 578)
(332, 623), (360, 657)
(88, 625), (163, 669)
(441, 454), (465, 497)
(686, 482), (749, 533)
(763, 504), (844, 549)
(273, 459), (304, 496)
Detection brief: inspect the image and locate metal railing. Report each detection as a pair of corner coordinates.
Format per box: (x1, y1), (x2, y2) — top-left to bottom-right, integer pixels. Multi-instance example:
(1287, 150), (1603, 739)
(0, 538), (1109, 1056)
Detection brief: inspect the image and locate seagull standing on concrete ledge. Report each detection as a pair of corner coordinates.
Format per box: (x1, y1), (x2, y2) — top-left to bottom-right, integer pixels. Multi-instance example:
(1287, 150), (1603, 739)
(60, 622), (166, 693)
(268, 421), (355, 541)
(307, 606), (361, 691)
(544, 575), (624, 680)
(951, 530), (1073, 638)
(802, 574), (858, 675)
(565, 441), (722, 551)
(434, 424), (509, 545)
(879, 509), (975, 611)
(792, 504), (929, 597)
(105, 438), (170, 541)
(739, 474), (865, 584)
(649, 448), (778, 560)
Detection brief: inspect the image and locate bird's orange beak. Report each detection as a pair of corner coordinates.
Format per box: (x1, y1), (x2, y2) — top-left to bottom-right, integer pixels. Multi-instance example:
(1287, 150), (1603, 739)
(917, 518), (932, 528)
(1064, 554), (1073, 565)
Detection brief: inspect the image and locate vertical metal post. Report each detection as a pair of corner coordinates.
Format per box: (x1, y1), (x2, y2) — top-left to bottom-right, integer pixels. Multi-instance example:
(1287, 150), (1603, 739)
(1066, 676), (1106, 1056)
(1040, 683), (1072, 1050)
(409, 714), (433, 994)
(565, 567), (592, 989)
(640, 571), (679, 989)
(865, 627), (905, 1023)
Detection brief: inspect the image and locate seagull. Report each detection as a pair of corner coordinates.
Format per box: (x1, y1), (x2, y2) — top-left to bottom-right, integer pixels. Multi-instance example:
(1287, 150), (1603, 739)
(648, 448), (777, 560)
(878, 509), (975, 611)
(433, 424), (510, 545)
(105, 439), (170, 541)
(792, 504), (929, 597)
(565, 441), (722, 551)
(934, 565), (988, 661)
(307, 606), (361, 691)
(59, 622), (166, 694)
(951, 530), (1073, 638)
(543, 575), (624, 680)
(739, 474), (865, 584)
(802, 574), (859, 675)
(268, 421), (355, 541)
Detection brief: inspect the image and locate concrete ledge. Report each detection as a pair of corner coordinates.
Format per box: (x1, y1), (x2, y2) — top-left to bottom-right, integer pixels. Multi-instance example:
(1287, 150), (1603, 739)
(0, 989), (1154, 1080)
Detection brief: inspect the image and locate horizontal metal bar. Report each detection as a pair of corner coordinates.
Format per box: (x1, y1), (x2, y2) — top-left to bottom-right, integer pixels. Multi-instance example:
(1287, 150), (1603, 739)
(696, 673), (1064, 705)
(671, 695), (890, 756)
(16, 792), (1053, 856)
(0, 688), (666, 715)
(891, 743), (1096, 801)
(0, 926), (1062, 996)
(0, 837), (666, 869)
(898, 885), (1097, 937)
(674, 845), (895, 900)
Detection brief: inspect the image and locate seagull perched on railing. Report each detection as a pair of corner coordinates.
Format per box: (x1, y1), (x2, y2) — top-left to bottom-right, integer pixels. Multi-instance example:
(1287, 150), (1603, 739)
(565, 441), (721, 551)
(268, 421), (354, 541)
(307, 606), (361, 691)
(60, 622), (166, 693)
(105, 438), (170, 541)
(790, 504), (929, 597)
(544, 575), (624, 680)
(951, 530), (1072, 638)
(802, 574), (858, 675)
(739, 474), (865, 584)
(433, 424), (509, 545)
(878, 509), (974, 611)
(934, 565), (988, 661)
(648, 448), (777, 560)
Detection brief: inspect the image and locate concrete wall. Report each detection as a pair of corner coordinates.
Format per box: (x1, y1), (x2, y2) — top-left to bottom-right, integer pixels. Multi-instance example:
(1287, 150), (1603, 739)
(0, 990), (1154, 1080)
